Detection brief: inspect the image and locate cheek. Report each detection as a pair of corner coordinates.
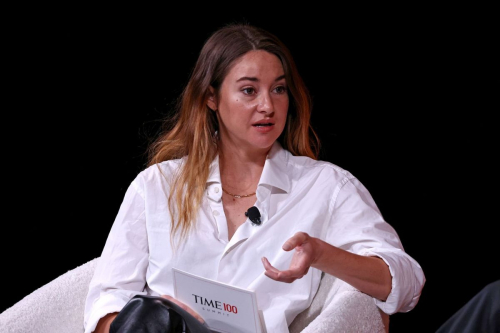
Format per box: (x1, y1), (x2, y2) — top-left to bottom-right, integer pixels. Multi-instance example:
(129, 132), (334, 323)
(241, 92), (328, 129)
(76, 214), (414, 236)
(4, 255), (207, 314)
(226, 95), (248, 109)
(229, 98), (255, 115)
(219, 99), (251, 124)
(277, 99), (289, 116)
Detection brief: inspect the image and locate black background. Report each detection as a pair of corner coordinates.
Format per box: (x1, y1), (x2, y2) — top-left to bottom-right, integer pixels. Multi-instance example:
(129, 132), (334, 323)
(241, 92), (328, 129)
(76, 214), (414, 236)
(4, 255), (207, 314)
(3, 8), (499, 332)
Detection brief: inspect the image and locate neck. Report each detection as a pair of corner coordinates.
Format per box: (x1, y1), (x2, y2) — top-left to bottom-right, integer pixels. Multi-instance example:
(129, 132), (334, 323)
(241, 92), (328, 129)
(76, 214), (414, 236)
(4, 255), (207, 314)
(218, 142), (271, 192)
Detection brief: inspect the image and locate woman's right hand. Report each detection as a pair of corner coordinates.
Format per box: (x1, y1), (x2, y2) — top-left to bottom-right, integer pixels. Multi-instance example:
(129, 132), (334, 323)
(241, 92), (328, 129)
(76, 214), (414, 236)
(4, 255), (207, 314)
(161, 295), (206, 324)
(94, 312), (119, 333)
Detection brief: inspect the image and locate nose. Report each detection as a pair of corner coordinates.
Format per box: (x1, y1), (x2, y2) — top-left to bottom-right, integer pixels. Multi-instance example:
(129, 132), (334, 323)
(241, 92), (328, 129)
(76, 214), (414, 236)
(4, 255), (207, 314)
(257, 92), (274, 115)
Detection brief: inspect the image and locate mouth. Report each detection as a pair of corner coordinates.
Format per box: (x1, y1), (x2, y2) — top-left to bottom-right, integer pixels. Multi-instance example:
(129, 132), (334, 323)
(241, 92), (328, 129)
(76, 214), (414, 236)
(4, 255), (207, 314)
(252, 122), (275, 127)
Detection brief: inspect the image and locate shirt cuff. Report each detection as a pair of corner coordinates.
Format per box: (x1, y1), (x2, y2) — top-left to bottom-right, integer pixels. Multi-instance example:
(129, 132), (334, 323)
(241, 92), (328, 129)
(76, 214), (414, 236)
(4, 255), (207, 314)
(84, 291), (142, 333)
(358, 248), (425, 315)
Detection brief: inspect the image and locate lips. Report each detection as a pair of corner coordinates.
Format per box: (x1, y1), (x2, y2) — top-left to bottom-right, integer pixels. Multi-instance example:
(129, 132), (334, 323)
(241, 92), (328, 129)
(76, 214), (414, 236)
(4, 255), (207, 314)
(252, 120), (275, 133)
(252, 120), (275, 127)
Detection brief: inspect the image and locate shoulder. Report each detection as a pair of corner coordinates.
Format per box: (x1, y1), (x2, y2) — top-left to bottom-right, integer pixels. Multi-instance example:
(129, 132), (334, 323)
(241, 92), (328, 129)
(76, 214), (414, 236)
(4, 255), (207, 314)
(133, 157), (186, 188)
(286, 152), (355, 184)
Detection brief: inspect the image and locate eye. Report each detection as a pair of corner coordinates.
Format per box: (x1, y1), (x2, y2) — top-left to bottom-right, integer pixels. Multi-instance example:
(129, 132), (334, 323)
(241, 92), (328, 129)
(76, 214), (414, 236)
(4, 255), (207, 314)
(274, 85), (287, 94)
(242, 87), (256, 95)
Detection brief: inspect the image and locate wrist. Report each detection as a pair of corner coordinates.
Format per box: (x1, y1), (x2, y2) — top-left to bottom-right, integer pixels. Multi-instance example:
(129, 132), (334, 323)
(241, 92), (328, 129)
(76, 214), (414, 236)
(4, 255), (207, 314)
(311, 237), (325, 267)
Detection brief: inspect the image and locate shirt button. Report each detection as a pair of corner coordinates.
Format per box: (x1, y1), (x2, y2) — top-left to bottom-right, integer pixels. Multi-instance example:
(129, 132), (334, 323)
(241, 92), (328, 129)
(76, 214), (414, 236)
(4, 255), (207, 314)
(213, 210), (220, 216)
(214, 187), (220, 193)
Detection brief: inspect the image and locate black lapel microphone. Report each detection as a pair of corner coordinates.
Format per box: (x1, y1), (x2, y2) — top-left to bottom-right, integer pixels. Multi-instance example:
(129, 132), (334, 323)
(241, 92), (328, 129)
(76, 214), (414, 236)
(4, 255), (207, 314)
(245, 206), (261, 226)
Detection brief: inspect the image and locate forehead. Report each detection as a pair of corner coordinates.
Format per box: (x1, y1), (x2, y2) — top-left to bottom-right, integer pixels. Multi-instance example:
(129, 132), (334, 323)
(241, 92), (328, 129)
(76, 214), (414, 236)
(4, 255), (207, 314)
(225, 50), (285, 81)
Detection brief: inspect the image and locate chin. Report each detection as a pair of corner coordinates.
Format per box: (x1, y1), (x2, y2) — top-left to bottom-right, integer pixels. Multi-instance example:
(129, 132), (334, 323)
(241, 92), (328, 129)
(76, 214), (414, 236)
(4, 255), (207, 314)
(250, 138), (278, 151)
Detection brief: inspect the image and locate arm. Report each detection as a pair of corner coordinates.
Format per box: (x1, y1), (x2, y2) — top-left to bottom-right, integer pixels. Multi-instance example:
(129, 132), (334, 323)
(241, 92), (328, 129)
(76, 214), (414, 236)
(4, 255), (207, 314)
(263, 175), (425, 314)
(84, 176), (150, 333)
(262, 232), (392, 301)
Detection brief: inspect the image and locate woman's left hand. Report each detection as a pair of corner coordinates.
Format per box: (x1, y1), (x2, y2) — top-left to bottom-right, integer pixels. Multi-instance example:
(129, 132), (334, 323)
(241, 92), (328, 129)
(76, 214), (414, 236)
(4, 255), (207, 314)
(261, 232), (322, 283)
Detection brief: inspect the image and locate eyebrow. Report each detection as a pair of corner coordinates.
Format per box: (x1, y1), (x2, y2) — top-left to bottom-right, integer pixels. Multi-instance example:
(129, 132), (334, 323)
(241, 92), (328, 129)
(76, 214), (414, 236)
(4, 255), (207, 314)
(236, 74), (286, 83)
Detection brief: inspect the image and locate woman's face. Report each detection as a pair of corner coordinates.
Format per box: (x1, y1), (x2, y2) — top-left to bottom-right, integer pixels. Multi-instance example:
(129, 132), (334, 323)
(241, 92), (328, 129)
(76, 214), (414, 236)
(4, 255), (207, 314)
(208, 50), (289, 154)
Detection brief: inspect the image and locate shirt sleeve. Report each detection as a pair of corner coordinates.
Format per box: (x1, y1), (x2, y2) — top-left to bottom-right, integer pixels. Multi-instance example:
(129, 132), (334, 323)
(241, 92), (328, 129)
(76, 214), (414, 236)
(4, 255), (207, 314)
(83, 174), (149, 333)
(325, 175), (426, 315)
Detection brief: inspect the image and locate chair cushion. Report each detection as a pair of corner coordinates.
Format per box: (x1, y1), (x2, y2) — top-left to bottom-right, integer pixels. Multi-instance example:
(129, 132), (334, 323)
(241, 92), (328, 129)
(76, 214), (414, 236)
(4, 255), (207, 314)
(0, 258), (99, 333)
(0, 258), (385, 333)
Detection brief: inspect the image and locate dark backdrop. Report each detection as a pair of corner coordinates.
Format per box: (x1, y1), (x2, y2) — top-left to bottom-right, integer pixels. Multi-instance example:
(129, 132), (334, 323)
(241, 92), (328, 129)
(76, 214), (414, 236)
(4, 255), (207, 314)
(3, 9), (498, 333)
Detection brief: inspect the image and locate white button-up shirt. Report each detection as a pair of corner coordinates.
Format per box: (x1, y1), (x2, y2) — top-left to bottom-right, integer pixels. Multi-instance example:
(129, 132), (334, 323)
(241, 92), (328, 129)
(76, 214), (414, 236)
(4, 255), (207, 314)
(84, 141), (425, 333)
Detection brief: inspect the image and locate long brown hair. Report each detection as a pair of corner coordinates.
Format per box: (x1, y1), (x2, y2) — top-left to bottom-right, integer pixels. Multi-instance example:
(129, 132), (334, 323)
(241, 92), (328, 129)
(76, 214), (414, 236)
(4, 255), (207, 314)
(147, 23), (320, 245)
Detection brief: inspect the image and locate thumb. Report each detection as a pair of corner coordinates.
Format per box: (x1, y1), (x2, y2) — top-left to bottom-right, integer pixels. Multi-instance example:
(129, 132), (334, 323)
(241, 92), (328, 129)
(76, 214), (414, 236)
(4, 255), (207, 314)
(282, 232), (309, 251)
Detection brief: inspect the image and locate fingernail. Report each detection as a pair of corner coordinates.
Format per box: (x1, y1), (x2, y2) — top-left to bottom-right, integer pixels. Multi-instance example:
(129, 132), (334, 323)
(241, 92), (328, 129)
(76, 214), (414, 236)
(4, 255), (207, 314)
(283, 244), (292, 251)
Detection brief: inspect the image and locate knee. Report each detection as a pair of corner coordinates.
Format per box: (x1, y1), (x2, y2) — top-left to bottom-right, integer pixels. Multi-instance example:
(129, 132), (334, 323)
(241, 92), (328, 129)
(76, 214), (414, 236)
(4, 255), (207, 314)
(474, 280), (500, 310)
(481, 280), (500, 298)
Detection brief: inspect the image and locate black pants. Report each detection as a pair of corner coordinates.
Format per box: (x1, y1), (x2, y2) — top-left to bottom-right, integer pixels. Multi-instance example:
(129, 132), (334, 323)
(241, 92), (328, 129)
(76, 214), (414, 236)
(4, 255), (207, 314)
(436, 280), (500, 333)
(110, 295), (212, 333)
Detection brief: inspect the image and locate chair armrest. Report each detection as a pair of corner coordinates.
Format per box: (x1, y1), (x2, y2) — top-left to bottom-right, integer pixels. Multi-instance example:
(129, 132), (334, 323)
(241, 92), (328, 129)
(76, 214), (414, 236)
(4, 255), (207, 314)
(289, 273), (387, 333)
(299, 289), (386, 333)
(0, 258), (99, 333)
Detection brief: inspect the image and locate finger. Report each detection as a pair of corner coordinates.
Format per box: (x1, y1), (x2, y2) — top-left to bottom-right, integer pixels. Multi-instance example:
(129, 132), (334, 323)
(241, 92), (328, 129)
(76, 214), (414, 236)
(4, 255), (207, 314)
(262, 257), (287, 280)
(264, 268), (302, 283)
(262, 257), (304, 282)
(261, 257), (282, 276)
(282, 232), (309, 251)
(264, 272), (296, 283)
(262, 255), (308, 278)
(161, 295), (205, 323)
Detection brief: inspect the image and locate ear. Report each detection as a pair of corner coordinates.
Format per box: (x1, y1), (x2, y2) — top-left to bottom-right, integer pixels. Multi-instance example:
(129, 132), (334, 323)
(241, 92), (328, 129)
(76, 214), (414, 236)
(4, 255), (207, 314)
(207, 86), (217, 111)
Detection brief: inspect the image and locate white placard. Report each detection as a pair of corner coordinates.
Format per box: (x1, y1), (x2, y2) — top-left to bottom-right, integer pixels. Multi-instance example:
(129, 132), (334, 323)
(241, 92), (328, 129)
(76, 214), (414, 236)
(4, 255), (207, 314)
(172, 268), (266, 333)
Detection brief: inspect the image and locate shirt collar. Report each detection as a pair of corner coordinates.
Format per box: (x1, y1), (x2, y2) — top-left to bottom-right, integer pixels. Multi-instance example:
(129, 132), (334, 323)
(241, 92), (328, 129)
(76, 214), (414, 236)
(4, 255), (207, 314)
(259, 141), (290, 193)
(206, 141), (290, 193)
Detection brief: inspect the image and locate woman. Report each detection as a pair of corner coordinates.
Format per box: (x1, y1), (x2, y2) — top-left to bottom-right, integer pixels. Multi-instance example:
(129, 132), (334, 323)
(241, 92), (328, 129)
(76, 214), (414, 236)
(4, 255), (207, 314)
(84, 23), (425, 333)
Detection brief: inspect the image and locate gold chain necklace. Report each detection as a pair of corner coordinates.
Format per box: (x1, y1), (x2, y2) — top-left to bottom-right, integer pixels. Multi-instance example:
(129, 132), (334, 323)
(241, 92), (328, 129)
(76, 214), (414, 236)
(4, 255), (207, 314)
(222, 187), (256, 199)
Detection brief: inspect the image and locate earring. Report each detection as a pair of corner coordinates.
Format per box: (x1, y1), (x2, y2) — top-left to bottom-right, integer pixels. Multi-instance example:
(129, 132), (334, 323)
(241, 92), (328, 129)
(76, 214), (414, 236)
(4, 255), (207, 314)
(212, 130), (219, 145)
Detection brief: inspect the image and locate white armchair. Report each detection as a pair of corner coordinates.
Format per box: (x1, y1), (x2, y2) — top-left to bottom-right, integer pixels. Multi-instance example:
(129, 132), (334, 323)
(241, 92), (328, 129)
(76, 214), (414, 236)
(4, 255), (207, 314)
(0, 257), (388, 333)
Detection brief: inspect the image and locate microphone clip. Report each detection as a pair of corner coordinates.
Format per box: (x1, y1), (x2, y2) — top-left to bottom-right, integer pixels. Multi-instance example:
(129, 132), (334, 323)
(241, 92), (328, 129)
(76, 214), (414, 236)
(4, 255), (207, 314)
(245, 206), (261, 226)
